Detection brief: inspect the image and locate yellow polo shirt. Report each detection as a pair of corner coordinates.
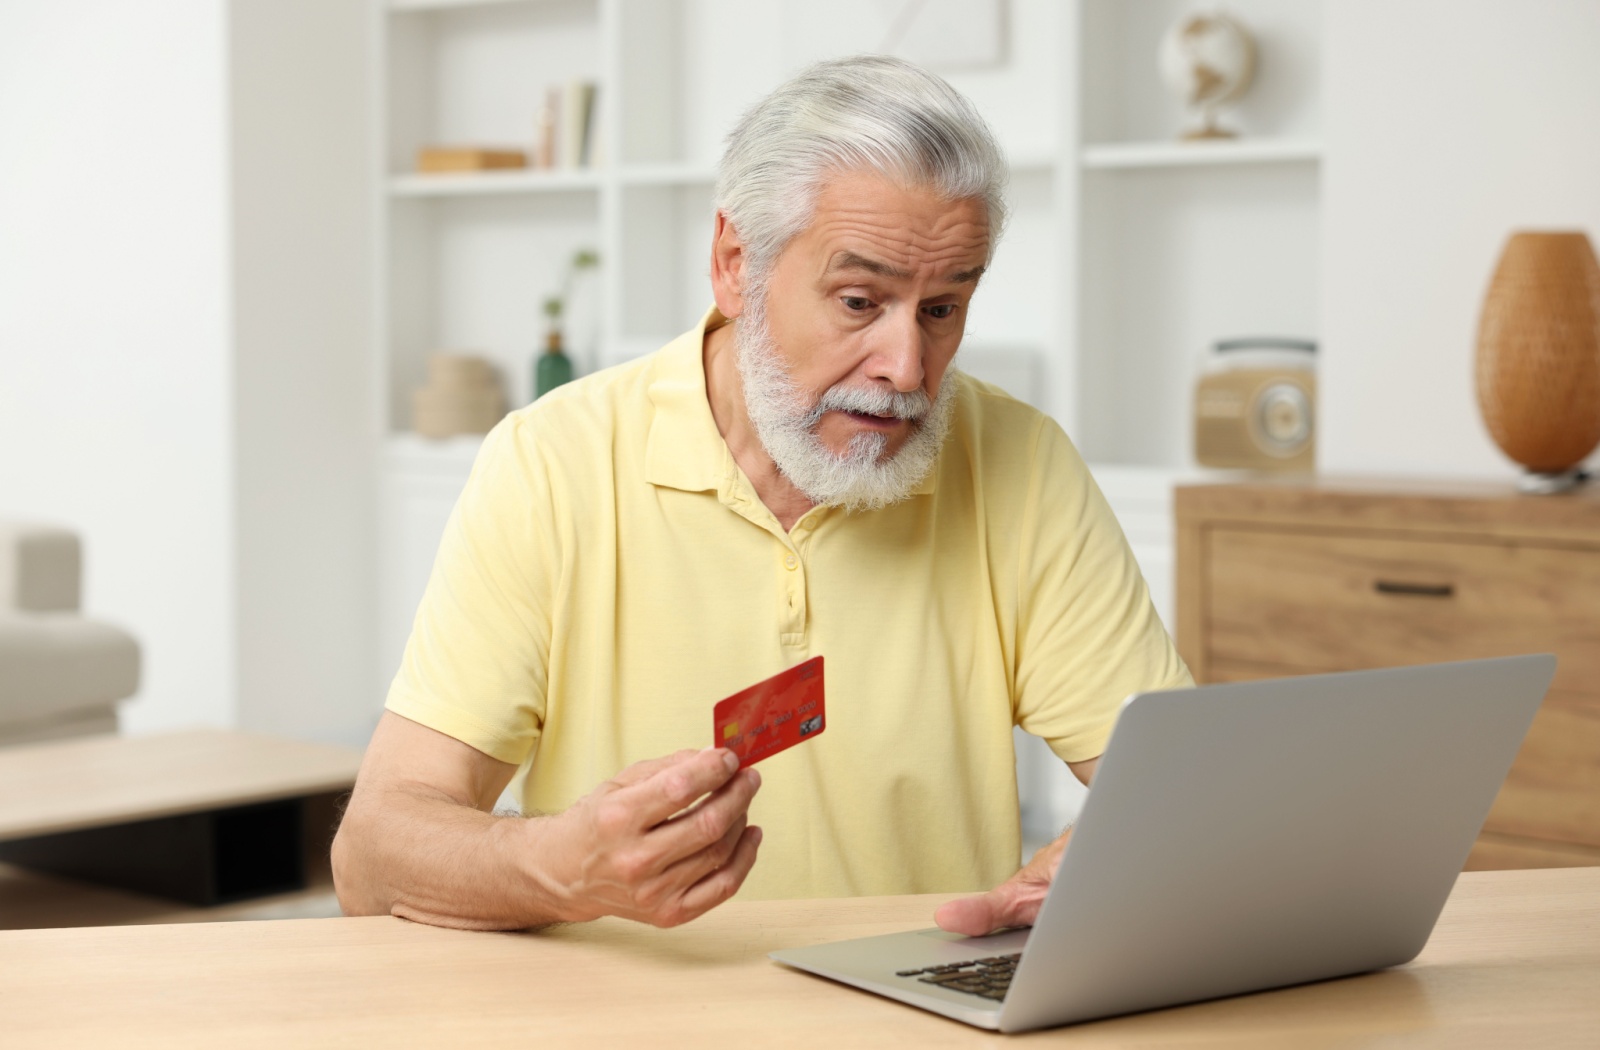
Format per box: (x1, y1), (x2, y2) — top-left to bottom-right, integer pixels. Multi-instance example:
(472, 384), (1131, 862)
(387, 308), (1192, 900)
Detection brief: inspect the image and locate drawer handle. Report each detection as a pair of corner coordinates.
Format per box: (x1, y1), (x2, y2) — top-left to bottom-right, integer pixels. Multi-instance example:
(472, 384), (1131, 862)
(1373, 580), (1455, 599)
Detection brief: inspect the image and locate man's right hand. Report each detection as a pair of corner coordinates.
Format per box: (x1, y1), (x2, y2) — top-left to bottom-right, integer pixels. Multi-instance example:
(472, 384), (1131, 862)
(531, 747), (764, 927)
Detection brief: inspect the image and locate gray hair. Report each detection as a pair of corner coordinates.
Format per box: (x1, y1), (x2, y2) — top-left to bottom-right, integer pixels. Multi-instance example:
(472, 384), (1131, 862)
(715, 55), (1009, 282)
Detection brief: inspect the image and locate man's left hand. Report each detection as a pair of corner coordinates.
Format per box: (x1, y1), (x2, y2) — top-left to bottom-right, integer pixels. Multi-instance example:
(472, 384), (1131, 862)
(933, 828), (1071, 936)
(936, 754), (1096, 936)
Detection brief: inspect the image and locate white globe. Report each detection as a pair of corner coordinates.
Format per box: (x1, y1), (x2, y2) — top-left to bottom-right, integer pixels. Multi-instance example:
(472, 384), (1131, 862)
(1159, 11), (1256, 139)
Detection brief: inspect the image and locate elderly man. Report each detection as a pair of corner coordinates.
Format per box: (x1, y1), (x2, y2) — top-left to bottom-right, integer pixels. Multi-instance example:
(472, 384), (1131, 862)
(333, 56), (1191, 935)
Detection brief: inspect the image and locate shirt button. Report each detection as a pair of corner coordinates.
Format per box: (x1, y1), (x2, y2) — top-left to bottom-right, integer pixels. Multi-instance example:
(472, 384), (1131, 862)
(784, 553), (798, 570)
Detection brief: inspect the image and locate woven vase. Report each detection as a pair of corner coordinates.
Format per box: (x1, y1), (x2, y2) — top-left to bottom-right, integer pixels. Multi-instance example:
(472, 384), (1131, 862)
(1475, 231), (1600, 478)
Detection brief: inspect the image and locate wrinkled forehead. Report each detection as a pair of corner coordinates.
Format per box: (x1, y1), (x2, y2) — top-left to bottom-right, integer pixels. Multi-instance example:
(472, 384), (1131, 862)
(793, 172), (992, 276)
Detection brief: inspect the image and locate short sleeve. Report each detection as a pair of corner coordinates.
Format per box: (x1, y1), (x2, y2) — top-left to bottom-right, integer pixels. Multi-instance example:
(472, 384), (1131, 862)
(1012, 419), (1194, 763)
(384, 414), (556, 766)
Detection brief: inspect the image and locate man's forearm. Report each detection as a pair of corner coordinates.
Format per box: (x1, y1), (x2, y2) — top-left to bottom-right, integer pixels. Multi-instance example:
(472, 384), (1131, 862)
(332, 785), (570, 930)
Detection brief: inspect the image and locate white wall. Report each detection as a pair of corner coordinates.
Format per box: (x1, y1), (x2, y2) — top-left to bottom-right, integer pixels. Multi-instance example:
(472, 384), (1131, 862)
(230, 0), (375, 746)
(0, 0), (235, 733)
(1321, 0), (1600, 478)
(0, 0), (375, 745)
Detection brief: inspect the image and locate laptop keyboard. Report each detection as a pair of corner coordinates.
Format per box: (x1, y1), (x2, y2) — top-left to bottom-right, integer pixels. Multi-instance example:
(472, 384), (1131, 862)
(895, 953), (1020, 1002)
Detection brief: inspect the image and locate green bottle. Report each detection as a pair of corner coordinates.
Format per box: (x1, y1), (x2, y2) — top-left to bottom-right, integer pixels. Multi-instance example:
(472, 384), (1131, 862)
(535, 331), (573, 399)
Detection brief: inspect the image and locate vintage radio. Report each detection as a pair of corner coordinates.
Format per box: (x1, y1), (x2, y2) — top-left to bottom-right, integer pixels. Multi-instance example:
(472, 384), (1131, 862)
(1193, 338), (1316, 471)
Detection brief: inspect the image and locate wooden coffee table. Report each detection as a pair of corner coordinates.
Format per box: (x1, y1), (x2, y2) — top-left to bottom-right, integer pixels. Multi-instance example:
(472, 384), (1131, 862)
(0, 729), (362, 927)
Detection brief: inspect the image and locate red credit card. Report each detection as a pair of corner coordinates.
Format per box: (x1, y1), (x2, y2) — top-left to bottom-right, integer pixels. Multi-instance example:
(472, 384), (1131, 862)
(713, 656), (825, 767)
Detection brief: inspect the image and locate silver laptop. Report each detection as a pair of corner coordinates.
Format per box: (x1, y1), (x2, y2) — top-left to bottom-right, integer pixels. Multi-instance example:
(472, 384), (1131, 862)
(771, 655), (1555, 1033)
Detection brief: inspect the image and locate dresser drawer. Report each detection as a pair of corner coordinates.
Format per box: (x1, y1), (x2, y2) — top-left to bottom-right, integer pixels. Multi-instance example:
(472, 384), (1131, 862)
(1204, 528), (1600, 693)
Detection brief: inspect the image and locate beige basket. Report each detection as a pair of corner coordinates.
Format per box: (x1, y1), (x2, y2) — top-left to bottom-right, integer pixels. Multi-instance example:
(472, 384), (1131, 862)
(412, 354), (507, 438)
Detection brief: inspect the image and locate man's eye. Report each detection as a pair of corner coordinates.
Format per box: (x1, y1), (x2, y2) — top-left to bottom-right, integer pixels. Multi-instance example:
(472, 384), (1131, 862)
(925, 304), (958, 319)
(841, 296), (873, 311)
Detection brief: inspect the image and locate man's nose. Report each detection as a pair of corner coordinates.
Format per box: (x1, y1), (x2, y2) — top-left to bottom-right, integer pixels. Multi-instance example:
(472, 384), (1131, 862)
(868, 307), (926, 393)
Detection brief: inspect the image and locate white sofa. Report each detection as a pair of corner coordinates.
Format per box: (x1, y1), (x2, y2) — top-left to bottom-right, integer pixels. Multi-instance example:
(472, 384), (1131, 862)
(0, 523), (140, 746)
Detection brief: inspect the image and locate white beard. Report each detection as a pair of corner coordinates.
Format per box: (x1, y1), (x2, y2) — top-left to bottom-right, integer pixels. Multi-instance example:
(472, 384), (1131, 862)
(733, 292), (957, 512)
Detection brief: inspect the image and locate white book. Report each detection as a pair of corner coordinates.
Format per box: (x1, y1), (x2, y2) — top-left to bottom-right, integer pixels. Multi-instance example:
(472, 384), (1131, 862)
(561, 80), (597, 169)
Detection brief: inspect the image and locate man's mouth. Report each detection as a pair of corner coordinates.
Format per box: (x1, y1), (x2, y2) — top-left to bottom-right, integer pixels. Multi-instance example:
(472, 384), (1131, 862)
(841, 409), (908, 430)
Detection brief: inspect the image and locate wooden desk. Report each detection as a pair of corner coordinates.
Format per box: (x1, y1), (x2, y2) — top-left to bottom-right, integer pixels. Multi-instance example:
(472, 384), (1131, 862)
(0, 729), (361, 908)
(1, 868), (1594, 1048)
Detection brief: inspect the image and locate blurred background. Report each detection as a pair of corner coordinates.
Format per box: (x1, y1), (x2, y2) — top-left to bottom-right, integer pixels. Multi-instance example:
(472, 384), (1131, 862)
(3, 0), (1599, 844)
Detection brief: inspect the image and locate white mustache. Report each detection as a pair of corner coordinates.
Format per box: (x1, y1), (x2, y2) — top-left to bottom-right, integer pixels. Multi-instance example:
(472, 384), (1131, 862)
(808, 384), (931, 424)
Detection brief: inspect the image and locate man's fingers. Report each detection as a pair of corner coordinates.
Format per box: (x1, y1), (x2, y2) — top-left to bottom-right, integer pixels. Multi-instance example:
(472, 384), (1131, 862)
(613, 747), (741, 829)
(566, 749), (760, 927)
(935, 829), (1073, 936)
(653, 808), (748, 893)
(934, 891), (1004, 937)
(645, 766), (760, 869)
(607, 749), (701, 790)
(668, 824), (764, 926)
(934, 875), (1048, 937)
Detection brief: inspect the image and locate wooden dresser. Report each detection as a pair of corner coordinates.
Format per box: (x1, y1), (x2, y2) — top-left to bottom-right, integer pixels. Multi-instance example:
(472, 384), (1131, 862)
(1174, 478), (1600, 871)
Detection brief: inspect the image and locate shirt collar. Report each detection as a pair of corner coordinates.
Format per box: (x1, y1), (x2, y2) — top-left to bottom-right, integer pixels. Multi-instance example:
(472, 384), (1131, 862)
(645, 306), (731, 494)
(644, 305), (938, 498)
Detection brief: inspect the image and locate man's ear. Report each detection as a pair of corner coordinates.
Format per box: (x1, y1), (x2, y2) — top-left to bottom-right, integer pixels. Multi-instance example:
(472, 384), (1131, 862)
(709, 211), (748, 320)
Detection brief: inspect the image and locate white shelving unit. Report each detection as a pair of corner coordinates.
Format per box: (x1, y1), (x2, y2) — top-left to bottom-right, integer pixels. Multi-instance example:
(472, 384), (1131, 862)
(374, 0), (1093, 430)
(372, 2), (1324, 828)
(374, 0), (1321, 437)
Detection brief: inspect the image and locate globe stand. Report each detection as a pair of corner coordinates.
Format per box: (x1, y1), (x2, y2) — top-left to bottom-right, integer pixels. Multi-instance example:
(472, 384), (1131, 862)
(1517, 468), (1590, 495)
(1182, 106), (1237, 141)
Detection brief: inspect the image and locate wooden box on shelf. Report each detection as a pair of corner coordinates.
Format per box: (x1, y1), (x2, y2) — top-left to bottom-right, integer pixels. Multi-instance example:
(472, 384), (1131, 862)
(415, 147), (528, 174)
(1174, 477), (1600, 872)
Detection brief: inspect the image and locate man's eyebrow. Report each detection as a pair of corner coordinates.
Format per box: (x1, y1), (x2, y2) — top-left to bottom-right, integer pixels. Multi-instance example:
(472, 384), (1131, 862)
(825, 251), (987, 286)
(826, 251), (913, 280)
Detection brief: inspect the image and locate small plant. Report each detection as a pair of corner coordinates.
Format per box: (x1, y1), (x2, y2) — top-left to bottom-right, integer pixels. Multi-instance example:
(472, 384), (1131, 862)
(543, 248), (600, 333)
(535, 249), (599, 400)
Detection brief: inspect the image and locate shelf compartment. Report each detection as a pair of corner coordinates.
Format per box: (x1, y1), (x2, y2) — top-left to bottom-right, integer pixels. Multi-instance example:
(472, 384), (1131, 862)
(386, 192), (602, 422)
(1081, 138), (1322, 170)
(1074, 162), (1320, 469)
(1080, 0), (1323, 148)
(384, 0), (601, 177)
